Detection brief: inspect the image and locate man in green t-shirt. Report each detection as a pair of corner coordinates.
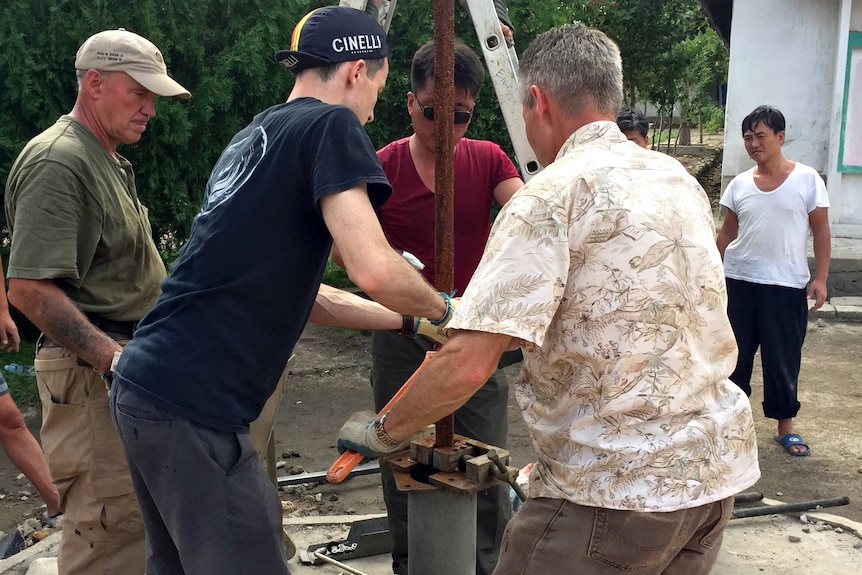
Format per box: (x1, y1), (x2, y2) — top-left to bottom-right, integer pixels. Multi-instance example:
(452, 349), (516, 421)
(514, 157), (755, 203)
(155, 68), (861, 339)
(3, 29), (190, 575)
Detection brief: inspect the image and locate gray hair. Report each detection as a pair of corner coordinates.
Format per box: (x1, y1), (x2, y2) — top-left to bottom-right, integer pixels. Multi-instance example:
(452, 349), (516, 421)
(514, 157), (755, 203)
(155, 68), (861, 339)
(75, 68), (115, 91)
(519, 23), (623, 117)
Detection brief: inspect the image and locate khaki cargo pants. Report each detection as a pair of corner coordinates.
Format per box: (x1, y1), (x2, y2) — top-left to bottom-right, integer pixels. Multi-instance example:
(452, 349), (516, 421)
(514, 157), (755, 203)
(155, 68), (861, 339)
(35, 341), (144, 575)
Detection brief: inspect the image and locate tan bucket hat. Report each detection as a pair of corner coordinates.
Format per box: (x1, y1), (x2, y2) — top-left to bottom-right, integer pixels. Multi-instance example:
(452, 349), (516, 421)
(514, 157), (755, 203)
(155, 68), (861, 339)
(75, 28), (191, 99)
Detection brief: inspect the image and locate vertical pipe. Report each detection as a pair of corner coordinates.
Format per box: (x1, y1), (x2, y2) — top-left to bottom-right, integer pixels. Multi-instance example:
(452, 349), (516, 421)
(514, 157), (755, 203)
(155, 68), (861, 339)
(408, 489), (477, 575)
(433, 0), (456, 449)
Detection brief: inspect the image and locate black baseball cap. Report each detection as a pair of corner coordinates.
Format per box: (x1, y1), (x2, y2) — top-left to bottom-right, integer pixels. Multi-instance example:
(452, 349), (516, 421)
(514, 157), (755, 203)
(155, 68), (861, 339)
(275, 6), (389, 73)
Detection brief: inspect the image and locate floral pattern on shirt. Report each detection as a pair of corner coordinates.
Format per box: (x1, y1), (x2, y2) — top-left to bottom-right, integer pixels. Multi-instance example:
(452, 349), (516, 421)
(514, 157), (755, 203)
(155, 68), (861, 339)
(448, 121), (760, 511)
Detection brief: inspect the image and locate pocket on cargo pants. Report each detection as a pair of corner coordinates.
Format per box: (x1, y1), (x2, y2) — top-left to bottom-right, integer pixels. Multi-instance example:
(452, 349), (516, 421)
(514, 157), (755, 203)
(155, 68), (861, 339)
(35, 346), (142, 541)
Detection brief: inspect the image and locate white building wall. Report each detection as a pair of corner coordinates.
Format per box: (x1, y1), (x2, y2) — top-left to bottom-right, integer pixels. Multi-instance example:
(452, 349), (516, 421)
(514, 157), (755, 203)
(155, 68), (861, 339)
(723, 0), (839, 185)
(852, 1), (862, 28)
(828, 0), (862, 233)
(723, 0), (862, 233)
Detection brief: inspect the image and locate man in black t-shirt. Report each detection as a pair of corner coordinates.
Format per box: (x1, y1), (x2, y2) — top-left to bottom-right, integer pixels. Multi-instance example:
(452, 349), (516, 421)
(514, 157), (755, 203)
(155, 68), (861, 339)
(111, 7), (451, 574)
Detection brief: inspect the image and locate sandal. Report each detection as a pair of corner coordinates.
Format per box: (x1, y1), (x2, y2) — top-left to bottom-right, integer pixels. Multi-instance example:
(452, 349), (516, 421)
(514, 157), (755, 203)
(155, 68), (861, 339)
(773, 433), (811, 457)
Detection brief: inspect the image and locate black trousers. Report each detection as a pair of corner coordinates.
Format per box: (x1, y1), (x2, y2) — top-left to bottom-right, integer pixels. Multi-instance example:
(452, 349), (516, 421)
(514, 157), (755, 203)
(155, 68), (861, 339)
(725, 278), (808, 420)
(371, 330), (511, 575)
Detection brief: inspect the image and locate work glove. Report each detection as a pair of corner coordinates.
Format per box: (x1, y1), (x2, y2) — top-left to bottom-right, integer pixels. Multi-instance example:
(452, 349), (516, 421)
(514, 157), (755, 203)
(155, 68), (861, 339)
(414, 295), (461, 345)
(337, 410), (410, 458)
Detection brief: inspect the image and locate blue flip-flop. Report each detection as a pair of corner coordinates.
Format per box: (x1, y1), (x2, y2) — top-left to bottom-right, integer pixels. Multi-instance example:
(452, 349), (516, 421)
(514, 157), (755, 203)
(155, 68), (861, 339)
(774, 433), (811, 457)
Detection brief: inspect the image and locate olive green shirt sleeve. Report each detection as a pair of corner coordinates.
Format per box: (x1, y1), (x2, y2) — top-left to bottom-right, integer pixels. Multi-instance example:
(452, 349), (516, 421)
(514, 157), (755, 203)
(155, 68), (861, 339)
(6, 159), (103, 287)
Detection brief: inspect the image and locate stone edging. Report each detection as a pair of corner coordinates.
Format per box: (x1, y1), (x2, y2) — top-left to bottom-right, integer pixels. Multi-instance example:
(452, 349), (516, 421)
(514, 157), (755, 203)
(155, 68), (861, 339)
(809, 296), (862, 322)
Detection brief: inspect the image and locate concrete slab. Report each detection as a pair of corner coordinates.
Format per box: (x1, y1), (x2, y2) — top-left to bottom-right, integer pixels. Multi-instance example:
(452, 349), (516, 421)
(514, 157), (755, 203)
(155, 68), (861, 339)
(833, 305), (862, 321)
(717, 515), (862, 574)
(809, 302), (837, 319)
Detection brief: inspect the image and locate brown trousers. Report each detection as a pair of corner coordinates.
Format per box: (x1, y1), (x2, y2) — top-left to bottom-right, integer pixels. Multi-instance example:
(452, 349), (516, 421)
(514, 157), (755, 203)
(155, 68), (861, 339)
(35, 342), (144, 575)
(494, 496), (734, 575)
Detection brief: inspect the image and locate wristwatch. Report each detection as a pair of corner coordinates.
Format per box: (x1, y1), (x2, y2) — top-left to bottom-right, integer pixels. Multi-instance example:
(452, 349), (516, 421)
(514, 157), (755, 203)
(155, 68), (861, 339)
(374, 412), (400, 448)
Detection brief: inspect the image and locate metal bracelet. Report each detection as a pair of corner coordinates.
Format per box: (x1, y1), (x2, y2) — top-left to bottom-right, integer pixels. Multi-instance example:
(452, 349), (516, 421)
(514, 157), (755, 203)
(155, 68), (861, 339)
(374, 412), (400, 447)
(430, 291), (451, 326)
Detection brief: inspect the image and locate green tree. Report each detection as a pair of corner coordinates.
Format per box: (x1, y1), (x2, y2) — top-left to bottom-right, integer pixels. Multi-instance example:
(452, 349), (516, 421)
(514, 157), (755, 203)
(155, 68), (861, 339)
(569, 0), (726, 148)
(0, 0), (312, 256)
(1, 0), (725, 261)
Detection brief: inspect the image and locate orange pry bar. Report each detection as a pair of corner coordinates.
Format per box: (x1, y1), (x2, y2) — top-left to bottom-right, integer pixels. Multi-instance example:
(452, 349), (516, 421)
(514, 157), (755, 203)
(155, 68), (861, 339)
(326, 350), (436, 483)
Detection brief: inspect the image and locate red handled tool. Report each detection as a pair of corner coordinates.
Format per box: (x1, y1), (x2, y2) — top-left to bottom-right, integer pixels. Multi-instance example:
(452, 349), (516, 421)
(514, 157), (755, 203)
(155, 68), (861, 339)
(326, 351), (436, 483)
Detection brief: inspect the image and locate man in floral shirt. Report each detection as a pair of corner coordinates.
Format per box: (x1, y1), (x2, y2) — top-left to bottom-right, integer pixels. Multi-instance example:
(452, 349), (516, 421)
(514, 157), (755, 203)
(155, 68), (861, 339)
(339, 22), (760, 574)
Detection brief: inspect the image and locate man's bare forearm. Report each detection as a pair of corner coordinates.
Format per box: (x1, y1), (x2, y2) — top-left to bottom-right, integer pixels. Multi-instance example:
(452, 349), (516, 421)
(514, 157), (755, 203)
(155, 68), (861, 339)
(310, 284), (402, 331)
(351, 248), (448, 321)
(384, 330), (511, 441)
(7, 279), (120, 373)
(810, 209), (831, 283)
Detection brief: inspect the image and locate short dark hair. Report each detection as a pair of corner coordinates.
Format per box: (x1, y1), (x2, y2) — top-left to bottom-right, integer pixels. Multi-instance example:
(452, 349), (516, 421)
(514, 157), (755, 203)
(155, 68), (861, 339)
(617, 107), (648, 138)
(742, 105), (785, 136)
(311, 57), (387, 82)
(411, 40), (484, 97)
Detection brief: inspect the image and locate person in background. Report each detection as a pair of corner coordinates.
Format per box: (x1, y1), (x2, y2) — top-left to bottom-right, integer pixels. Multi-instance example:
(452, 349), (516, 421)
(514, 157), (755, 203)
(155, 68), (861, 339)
(716, 105), (830, 457)
(0, 256), (60, 521)
(339, 21), (760, 574)
(4, 28), (190, 575)
(617, 106), (650, 148)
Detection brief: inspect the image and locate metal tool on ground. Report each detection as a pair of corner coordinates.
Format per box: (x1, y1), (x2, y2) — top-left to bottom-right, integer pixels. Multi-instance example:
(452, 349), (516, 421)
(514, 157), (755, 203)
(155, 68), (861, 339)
(326, 352), (437, 484)
(298, 517), (391, 567)
(731, 496), (851, 519)
(281, 461), (381, 488)
(733, 491), (764, 504)
(311, 549), (371, 575)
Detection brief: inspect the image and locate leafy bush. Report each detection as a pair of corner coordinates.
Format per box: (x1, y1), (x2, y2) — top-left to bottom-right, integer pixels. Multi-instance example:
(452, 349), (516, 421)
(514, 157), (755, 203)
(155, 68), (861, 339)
(701, 105), (725, 133)
(323, 258), (353, 290)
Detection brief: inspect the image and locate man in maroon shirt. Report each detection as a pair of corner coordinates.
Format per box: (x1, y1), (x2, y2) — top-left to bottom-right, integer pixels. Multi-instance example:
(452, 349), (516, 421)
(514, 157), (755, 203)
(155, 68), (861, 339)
(368, 39), (522, 575)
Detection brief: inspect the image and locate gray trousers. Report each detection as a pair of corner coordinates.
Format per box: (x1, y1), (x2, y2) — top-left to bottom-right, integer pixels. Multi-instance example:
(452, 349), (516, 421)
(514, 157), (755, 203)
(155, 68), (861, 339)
(110, 380), (290, 575)
(371, 330), (512, 575)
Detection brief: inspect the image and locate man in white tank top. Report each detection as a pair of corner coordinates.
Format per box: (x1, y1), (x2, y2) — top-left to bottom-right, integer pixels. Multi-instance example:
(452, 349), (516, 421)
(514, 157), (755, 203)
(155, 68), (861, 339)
(716, 105), (831, 456)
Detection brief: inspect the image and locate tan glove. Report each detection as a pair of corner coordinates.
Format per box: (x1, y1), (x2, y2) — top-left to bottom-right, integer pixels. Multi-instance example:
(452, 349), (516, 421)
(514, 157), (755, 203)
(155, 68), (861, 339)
(337, 410), (409, 458)
(412, 296), (460, 345)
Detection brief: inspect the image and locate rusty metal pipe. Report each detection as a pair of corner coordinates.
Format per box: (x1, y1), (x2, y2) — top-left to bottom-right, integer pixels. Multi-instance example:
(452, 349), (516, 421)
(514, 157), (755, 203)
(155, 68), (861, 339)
(432, 0), (456, 450)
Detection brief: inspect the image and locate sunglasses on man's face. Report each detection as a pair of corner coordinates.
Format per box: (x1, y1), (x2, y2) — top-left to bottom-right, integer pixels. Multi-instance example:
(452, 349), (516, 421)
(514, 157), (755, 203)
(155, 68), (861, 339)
(413, 95), (474, 125)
